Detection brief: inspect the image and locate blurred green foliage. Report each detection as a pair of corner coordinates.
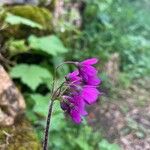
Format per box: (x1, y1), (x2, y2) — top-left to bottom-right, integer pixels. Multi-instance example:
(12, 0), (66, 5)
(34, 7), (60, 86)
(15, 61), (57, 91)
(0, 0), (149, 149)
(28, 35), (68, 56)
(5, 13), (43, 29)
(64, 0), (150, 78)
(10, 64), (52, 90)
(7, 5), (52, 30)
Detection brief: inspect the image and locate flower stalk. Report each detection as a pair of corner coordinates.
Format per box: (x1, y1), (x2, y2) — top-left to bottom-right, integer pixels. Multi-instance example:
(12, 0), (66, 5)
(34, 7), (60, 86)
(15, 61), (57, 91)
(43, 62), (76, 150)
(43, 99), (54, 150)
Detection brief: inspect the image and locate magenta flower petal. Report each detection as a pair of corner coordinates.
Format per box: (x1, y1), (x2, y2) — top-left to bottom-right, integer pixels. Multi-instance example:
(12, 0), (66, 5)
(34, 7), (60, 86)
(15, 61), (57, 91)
(86, 76), (101, 86)
(80, 65), (98, 76)
(61, 95), (87, 124)
(72, 95), (87, 116)
(79, 66), (98, 84)
(81, 86), (100, 104)
(81, 58), (98, 65)
(67, 70), (81, 85)
(79, 101), (88, 116)
(78, 58), (99, 84)
(68, 70), (79, 77)
(70, 109), (81, 124)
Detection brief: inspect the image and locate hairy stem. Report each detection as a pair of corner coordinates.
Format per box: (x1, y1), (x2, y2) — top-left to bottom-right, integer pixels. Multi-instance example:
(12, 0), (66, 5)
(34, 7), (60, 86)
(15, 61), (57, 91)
(51, 61), (77, 94)
(43, 100), (54, 150)
(43, 61), (77, 149)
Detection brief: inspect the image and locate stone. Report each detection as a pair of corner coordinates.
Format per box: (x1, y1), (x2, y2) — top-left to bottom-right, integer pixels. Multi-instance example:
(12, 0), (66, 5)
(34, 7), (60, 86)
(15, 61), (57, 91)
(0, 65), (26, 126)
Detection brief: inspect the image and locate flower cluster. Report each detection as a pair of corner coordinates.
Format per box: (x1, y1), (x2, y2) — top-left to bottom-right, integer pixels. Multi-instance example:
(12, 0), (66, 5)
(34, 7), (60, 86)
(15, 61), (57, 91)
(60, 58), (101, 124)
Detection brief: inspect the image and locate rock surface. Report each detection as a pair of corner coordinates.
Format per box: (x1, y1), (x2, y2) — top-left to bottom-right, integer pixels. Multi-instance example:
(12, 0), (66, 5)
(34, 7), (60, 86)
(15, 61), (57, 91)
(0, 65), (26, 126)
(0, 65), (41, 149)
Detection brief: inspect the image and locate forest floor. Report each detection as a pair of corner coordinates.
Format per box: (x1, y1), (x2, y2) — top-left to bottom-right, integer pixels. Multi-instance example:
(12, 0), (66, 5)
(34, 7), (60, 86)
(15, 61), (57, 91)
(88, 77), (150, 150)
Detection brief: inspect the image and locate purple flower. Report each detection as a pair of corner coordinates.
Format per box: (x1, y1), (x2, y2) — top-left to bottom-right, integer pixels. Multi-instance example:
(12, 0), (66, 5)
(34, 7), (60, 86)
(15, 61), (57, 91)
(61, 95), (87, 124)
(81, 85), (100, 104)
(66, 74), (100, 105)
(86, 76), (101, 86)
(66, 70), (81, 85)
(78, 58), (101, 86)
(60, 58), (101, 124)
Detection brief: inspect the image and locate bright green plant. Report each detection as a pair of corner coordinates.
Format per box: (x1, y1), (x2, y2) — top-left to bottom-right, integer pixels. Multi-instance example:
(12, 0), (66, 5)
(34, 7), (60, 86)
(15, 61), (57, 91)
(5, 13), (43, 29)
(28, 35), (68, 56)
(10, 64), (52, 91)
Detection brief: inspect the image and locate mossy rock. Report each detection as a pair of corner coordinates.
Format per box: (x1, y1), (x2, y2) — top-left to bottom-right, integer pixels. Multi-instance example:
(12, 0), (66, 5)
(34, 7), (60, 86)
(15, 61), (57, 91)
(0, 5), (52, 39)
(7, 5), (52, 30)
(0, 118), (42, 150)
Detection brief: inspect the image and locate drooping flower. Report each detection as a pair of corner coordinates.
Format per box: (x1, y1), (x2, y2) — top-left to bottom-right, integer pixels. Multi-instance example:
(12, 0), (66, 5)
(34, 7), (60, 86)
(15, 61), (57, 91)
(60, 58), (101, 124)
(61, 95), (87, 124)
(81, 85), (100, 104)
(65, 70), (81, 85)
(66, 74), (100, 105)
(81, 58), (98, 65)
(77, 58), (101, 86)
(86, 76), (101, 86)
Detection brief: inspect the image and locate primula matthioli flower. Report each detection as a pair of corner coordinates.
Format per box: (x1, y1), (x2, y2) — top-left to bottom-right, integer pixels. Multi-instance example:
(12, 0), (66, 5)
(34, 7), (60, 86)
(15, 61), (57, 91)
(78, 58), (101, 86)
(43, 58), (102, 150)
(66, 70), (81, 85)
(61, 95), (87, 124)
(81, 85), (100, 104)
(61, 58), (101, 124)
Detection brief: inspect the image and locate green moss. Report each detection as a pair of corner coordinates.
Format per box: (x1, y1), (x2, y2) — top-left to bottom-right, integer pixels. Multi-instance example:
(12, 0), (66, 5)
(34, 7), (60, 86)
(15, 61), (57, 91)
(7, 5), (52, 30)
(0, 118), (42, 150)
(0, 5), (52, 39)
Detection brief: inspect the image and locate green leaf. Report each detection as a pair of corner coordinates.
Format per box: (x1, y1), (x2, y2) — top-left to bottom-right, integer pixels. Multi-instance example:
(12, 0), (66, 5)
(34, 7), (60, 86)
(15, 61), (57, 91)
(5, 13), (43, 29)
(26, 110), (38, 123)
(30, 94), (49, 116)
(10, 64), (52, 91)
(28, 35), (68, 56)
(6, 39), (28, 56)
